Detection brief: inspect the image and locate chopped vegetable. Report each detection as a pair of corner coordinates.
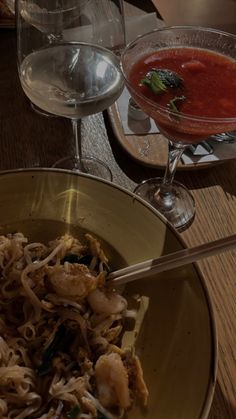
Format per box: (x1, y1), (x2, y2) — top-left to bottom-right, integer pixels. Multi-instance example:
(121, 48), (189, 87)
(154, 68), (183, 88)
(168, 95), (186, 112)
(141, 68), (183, 95)
(67, 405), (81, 419)
(141, 71), (167, 94)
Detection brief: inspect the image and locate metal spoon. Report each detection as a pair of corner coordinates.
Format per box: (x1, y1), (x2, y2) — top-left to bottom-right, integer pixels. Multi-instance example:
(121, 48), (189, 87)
(209, 131), (236, 144)
(108, 234), (236, 286)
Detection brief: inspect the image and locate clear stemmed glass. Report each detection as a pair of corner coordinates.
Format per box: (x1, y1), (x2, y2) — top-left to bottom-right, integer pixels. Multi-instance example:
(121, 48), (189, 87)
(10, 0), (80, 118)
(121, 26), (236, 229)
(16, 0), (125, 180)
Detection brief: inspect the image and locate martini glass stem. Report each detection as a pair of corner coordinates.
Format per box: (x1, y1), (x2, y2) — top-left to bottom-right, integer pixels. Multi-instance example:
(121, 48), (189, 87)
(161, 141), (186, 190)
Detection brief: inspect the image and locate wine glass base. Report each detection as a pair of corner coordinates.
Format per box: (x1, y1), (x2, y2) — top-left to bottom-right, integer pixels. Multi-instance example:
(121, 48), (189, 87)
(134, 178), (195, 230)
(52, 155), (113, 181)
(30, 102), (56, 118)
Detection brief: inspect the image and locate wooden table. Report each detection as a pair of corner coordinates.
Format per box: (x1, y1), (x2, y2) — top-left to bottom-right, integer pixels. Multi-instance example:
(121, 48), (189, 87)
(1, 1), (236, 418)
(152, 0), (236, 34)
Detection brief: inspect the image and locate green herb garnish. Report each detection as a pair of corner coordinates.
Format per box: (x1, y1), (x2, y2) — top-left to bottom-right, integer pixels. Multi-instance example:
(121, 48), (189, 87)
(168, 95), (186, 112)
(141, 68), (183, 95)
(155, 69), (183, 88)
(141, 71), (167, 94)
(67, 405), (81, 419)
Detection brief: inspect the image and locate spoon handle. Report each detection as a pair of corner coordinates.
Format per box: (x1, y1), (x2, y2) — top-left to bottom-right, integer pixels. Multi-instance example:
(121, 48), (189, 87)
(108, 234), (236, 286)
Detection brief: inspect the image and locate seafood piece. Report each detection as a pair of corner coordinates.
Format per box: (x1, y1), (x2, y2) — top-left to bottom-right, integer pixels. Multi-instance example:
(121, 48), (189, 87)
(49, 234), (86, 260)
(95, 352), (130, 409)
(85, 234), (108, 265)
(87, 288), (127, 314)
(103, 325), (123, 343)
(124, 352), (149, 406)
(46, 263), (104, 300)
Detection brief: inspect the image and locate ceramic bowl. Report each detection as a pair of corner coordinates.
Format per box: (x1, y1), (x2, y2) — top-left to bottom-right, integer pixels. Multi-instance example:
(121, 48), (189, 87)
(0, 168), (217, 419)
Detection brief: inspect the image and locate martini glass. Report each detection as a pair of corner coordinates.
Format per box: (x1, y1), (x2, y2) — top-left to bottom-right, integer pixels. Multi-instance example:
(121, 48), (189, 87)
(121, 26), (236, 229)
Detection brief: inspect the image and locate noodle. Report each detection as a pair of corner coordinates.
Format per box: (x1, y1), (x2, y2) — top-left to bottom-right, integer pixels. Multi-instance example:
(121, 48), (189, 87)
(0, 232), (148, 418)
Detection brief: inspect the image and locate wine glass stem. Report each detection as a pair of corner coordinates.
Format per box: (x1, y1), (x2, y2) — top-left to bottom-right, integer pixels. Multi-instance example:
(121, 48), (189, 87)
(161, 141), (186, 192)
(72, 119), (84, 171)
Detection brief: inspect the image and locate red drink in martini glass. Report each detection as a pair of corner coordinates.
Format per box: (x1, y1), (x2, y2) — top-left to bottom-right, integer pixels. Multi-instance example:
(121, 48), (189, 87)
(121, 26), (236, 229)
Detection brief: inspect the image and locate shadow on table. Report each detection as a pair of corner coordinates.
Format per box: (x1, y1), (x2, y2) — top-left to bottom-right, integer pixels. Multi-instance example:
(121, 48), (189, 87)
(176, 161), (236, 198)
(208, 380), (236, 419)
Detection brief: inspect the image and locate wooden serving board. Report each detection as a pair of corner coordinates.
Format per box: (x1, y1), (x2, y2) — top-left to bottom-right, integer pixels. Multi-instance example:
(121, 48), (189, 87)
(108, 103), (222, 171)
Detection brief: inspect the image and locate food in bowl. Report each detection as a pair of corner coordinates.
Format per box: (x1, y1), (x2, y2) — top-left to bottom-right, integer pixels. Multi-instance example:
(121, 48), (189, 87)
(0, 231), (148, 418)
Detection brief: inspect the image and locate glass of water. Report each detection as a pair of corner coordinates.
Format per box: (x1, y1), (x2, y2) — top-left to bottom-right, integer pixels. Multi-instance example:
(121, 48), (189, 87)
(16, 0), (125, 179)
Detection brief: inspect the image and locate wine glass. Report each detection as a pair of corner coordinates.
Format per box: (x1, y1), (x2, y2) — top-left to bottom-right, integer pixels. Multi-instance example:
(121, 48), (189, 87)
(121, 26), (236, 229)
(10, 0), (79, 118)
(16, 0), (125, 180)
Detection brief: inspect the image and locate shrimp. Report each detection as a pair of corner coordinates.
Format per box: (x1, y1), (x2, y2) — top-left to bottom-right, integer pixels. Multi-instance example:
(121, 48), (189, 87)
(85, 234), (108, 264)
(46, 263), (104, 300)
(48, 234), (85, 260)
(87, 288), (127, 314)
(95, 352), (130, 409)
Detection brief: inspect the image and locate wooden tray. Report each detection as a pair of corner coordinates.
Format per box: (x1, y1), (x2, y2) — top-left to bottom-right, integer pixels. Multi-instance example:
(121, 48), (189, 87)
(0, 0), (14, 28)
(108, 102), (223, 171)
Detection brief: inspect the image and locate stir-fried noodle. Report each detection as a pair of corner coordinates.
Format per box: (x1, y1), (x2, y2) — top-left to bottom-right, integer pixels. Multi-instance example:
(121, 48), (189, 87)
(0, 232), (148, 418)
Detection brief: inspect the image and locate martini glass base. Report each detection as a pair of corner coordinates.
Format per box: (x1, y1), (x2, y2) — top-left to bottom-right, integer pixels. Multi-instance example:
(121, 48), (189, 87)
(52, 155), (113, 181)
(134, 178), (195, 230)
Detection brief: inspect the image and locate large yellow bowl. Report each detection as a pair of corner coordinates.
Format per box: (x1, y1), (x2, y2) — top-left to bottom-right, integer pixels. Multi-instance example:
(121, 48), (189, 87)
(0, 169), (217, 419)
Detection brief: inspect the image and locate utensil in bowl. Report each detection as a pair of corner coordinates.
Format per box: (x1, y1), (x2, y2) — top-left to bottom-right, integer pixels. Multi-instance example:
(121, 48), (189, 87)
(109, 233), (236, 286)
(0, 168), (217, 419)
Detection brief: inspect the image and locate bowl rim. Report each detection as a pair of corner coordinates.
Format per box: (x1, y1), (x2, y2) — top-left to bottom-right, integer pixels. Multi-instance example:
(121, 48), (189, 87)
(0, 167), (218, 418)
